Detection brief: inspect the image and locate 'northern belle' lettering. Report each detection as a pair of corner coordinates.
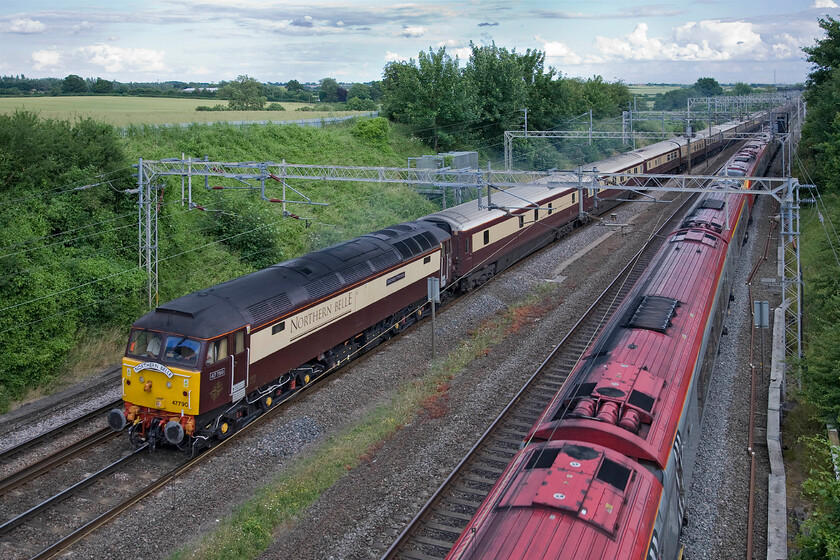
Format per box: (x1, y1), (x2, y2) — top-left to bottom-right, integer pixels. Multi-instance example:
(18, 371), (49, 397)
(289, 292), (354, 340)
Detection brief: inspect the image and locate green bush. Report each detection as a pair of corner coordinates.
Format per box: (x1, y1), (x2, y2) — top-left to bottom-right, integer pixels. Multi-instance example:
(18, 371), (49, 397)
(196, 104), (229, 111)
(266, 103), (286, 111)
(351, 117), (390, 145)
(347, 97), (376, 111)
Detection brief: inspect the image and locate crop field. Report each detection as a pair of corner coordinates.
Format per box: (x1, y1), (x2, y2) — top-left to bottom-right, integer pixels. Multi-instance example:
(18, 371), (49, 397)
(0, 96), (369, 126)
(627, 84), (684, 96)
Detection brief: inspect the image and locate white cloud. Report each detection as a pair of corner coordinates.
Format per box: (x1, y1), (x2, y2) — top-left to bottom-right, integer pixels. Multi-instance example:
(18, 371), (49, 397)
(536, 35), (583, 65)
(450, 47), (472, 61)
(594, 20), (800, 64)
(398, 26), (426, 38)
(812, 0), (838, 7)
(385, 51), (406, 62)
(31, 50), (61, 70)
(189, 65), (212, 76)
(79, 44), (167, 72)
(5, 18), (47, 33)
(72, 21), (95, 34)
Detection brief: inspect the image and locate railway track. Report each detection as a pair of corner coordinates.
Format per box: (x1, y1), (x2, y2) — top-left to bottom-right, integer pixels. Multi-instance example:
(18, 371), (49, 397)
(382, 191), (699, 560)
(0, 400), (122, 465)
(0, 401), (123, 495)
(0, 368), (320, 560)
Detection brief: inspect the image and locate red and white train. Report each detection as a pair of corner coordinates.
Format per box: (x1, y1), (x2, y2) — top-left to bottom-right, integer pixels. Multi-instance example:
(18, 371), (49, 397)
(109, 113), (771, 456)
(445, 137), (774, 559)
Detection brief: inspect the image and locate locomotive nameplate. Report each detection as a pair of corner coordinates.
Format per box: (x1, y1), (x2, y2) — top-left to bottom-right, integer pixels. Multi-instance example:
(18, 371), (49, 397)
(132, 361), (185, 378)
(289, 291), (354, 342)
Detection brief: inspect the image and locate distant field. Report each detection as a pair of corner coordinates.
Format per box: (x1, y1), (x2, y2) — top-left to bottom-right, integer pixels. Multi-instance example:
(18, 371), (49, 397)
(627, 85), (684, 96)
(0, 96), (369, 126)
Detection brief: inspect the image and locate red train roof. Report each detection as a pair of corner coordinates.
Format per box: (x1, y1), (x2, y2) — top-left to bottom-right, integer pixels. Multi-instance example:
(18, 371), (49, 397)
(446, 441), (661, 560)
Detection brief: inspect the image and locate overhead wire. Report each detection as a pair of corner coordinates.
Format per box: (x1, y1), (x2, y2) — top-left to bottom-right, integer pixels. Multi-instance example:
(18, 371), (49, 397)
(0, 167), (135, 207)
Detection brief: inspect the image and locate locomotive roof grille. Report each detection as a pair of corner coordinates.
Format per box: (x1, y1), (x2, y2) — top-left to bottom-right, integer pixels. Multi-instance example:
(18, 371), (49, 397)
(340, 262), (374, 284)
(625, 295), (680, 333)
(306, 273), (342, 300)
(369, 251), (400, 272)
(247, 292), (293, 325)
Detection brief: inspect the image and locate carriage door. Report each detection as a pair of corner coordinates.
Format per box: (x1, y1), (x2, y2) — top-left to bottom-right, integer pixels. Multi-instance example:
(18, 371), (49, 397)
(440, 240), (451, 287)
(230, 328), (249, 401)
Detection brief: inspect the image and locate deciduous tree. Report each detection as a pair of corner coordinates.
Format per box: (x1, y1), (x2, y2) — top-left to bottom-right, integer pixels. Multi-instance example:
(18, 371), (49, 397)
(61, 74), (87, 94)
(218, 75), (267, 110)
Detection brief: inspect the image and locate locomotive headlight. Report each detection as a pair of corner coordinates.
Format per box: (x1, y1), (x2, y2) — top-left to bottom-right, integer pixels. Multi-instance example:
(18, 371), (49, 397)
(166, 381), (172, 388)
(139, 376), (145, 383)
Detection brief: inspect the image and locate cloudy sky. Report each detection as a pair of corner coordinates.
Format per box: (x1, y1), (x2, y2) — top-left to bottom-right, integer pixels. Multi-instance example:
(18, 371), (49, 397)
(1, 0), (837, 85)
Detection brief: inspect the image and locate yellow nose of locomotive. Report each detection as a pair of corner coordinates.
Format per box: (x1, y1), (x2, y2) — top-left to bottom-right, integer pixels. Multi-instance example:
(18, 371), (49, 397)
(122, 358), (199, 416)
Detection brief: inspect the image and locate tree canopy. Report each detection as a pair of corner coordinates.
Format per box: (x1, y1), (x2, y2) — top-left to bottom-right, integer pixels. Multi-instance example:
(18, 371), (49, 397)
(218, 75), (267, 110)
(381, 44), (629, 153)
(800, 16), (840, 193)
(62, 74), (87, 94)
(803, 16), (840, 89)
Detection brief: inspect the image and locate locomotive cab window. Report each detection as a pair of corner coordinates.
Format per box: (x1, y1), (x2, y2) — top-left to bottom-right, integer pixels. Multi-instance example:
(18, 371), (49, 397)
(128, 329), (164, 359)
(163, 336), (201, 367)
(206, 337), (229, 365)
(234, 329), (245, 354)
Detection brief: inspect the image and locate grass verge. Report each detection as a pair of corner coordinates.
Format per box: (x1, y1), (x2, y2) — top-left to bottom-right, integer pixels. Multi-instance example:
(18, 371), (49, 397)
(171, 284), (559, 560)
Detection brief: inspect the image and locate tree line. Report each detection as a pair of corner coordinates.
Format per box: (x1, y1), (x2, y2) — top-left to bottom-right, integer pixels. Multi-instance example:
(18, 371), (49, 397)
(790, 15), (840, 560)
(380, 43), (630, 152)
(0, 74), (383, 108)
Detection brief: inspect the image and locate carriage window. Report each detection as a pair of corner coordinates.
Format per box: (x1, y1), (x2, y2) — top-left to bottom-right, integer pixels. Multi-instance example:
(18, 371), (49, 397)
(518, 216), (524, 228)
(534, 209), (539, 222)
(548, 203), (553, 215)
(572, 193), (576, 204)
(483, 230), (489, 245)
(206, 337), (229, 365)
(234, 330), (245, 354)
